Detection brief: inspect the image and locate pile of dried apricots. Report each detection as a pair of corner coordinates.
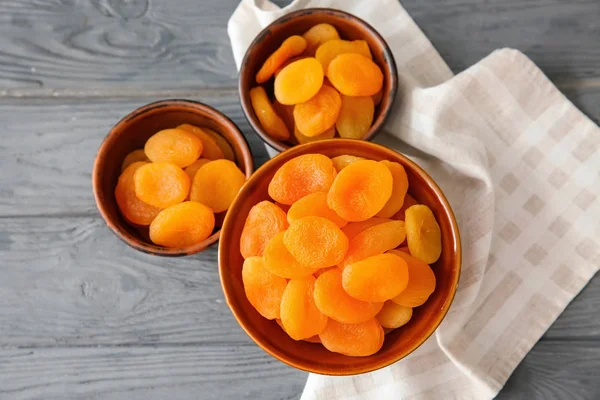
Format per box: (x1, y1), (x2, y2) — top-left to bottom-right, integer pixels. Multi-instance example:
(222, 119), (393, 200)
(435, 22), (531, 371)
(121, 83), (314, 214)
(250, 23), (384, 144)
(115, 124), (245, 248)
(239, 153), (441, 357)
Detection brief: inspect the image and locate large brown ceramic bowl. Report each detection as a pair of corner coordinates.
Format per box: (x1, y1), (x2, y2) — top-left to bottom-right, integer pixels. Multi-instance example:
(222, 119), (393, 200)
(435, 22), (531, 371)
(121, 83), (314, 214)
(219, 140), (461, 375)
(239, 8), (398, 153)
(93, 100), (254, 257)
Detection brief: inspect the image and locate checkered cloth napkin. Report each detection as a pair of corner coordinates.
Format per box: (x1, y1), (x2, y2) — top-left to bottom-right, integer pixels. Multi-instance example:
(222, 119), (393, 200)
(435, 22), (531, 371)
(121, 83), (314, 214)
(228, 0), (600, 398)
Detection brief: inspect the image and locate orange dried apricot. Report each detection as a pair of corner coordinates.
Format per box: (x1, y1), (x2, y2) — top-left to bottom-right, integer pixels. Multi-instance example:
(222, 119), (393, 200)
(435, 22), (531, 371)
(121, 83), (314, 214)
(264, 232), (319, 279)
(315, 39), (371, 73)
(240, 201), (288, 258)
(249, 86), (291, 141)
(256, 35), (307, 83)
(313, 266), (337, 278)
(133, 162), (190, 208)
(328, 53), (383, 96)
(294, 124), (335, 144)
(377, 161), (409, 218)
(393, 193), (419, 221)
(304, 335), (321, 343)
(274, 56), (305, 77)
(342, 253), (409, 302)
(272, 100), (295, 132)
(287, 192), (347, 228)
(274, 58), (324, 105)
(177, 124), (225, 160)
(395, 246), (410, 254)
(280, 276), (328, 340)
(115, 162), (161, 226)
(303, 23), (340, 55)
(283, 216), (349, 269)
(121, 149), (148, 172)
(341, 217), (390, 242)
(372, 89), (383, 105)
(268, 154), (336, 205)
(189, 159), (245, 213)
(319, 318), (384, 357)
(341, 220), (406, 267)
(144, 128), (203, 168)
(294, 85), (341, 137)
(149, 201), (215, 248)
(405, 205), (442, 264)
(376, 301), (413, 329)
(202, 128), (235, 161)
(242, 256), (287, 320)
(314, 269), (383, 324)
(184, 158), (211, 181)
(388, 249), (436, 307)
(327, 159), (393, 221)
(331, 155), (364, 172)
(336, 95), (375, 139)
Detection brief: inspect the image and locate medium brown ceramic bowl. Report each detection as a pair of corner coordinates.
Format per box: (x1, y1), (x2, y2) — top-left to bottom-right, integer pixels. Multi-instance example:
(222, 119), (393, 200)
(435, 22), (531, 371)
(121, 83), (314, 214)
(239, 8), (398, 153)
(93, 99), (254, 257)
(219, 139), (461, 375)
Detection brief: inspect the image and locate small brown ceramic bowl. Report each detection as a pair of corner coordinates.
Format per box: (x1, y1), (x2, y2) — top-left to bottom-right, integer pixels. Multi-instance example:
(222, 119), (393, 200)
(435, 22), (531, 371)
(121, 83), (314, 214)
(239, 8), (398, 153)
(93, 99), (254, 257)
(219, 139), (461, 375)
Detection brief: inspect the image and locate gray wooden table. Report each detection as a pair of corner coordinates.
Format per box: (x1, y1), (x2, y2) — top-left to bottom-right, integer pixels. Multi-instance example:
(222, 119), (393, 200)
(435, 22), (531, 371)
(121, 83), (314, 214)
(0, 1), (598, 399)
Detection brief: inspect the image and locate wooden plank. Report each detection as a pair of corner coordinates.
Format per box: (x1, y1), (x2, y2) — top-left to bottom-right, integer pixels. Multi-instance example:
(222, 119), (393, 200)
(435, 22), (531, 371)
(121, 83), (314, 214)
(0, 0), (598, 95)
(0, 217), (597, 347)
(0, 346), (306, 400)
(0, 95), (270, 216)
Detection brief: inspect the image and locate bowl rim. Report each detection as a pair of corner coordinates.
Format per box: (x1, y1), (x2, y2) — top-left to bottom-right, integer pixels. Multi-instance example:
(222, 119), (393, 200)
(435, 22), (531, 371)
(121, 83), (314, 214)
(92, 99), (255, 257)
(238, 7), (399, 153)
(219, 139), (461, 375)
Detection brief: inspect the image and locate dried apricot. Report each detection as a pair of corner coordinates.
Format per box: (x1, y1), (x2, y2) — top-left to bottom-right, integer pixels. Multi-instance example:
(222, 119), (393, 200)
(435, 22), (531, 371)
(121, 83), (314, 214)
(341, 220), (406, 267)
(189, 159), (245, 213)
(264, 232), (319, 279)
(304, 335), (321, 343)
(149, 201), (215, 248)
(313, 266), (337, 278)
(121, 149), (148, 172)
(294, 124), (335, 144)
(335, 95), (374, 139)
(274, 56), (305, 77)
(202, 128), (235, 161)
(377, 161), (409, 218)
(331, 155), (364, 172)
(303, 23), (340, 55)
(342, 253), (409, 302)
(294, 85), (341, 137)
(328, 53), (383, 96)
(388, 250), (436, 307)
(240, 201), (288, 258)
(405, 205), (442, 264)
(144, 128), (203, 168)
(319, 318), (384, 357)
(395, 246), (410, 254)
(287, 192), (347, 228)
(115, 162), (161, 225)
(376, 301), (413, 329)
(327, 159), (393, 221)
(314, 269), (383, 324)
(274, 58), (324, 105)
(133, 162), (190, 208)
(393, 193), (419, 221)
(341, 217), (390, 242)
(242, 257), (287, 320)
(315, 39), (371, 73)
(184, 158), (211, 181)
(280, 276), (328, 340)
(283, 216), (349, 269)
(272, 100), (295, 132)
(268, 154), (336, 205)
(177, 124), (225, 160)
(249, 86), (291, 141)
(256, 35), (307, 83)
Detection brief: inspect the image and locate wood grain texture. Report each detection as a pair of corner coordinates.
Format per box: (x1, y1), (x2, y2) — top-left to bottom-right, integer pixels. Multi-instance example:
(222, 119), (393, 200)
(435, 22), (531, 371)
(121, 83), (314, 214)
(0, 95), (269, 216)
(0, 216), (597, 347)
(0, 0), (598, 95)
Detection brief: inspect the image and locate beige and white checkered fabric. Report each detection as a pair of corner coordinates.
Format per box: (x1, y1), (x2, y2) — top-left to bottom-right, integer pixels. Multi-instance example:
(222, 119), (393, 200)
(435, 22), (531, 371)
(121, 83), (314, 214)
(228, 0), (600, 398)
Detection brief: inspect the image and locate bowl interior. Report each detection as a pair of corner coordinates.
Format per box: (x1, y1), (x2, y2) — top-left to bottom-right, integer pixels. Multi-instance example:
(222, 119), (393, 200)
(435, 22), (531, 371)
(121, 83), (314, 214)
(240, 8), (398, 152)
(220, 140), (460, 375)
(94, 100), (253, 256)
